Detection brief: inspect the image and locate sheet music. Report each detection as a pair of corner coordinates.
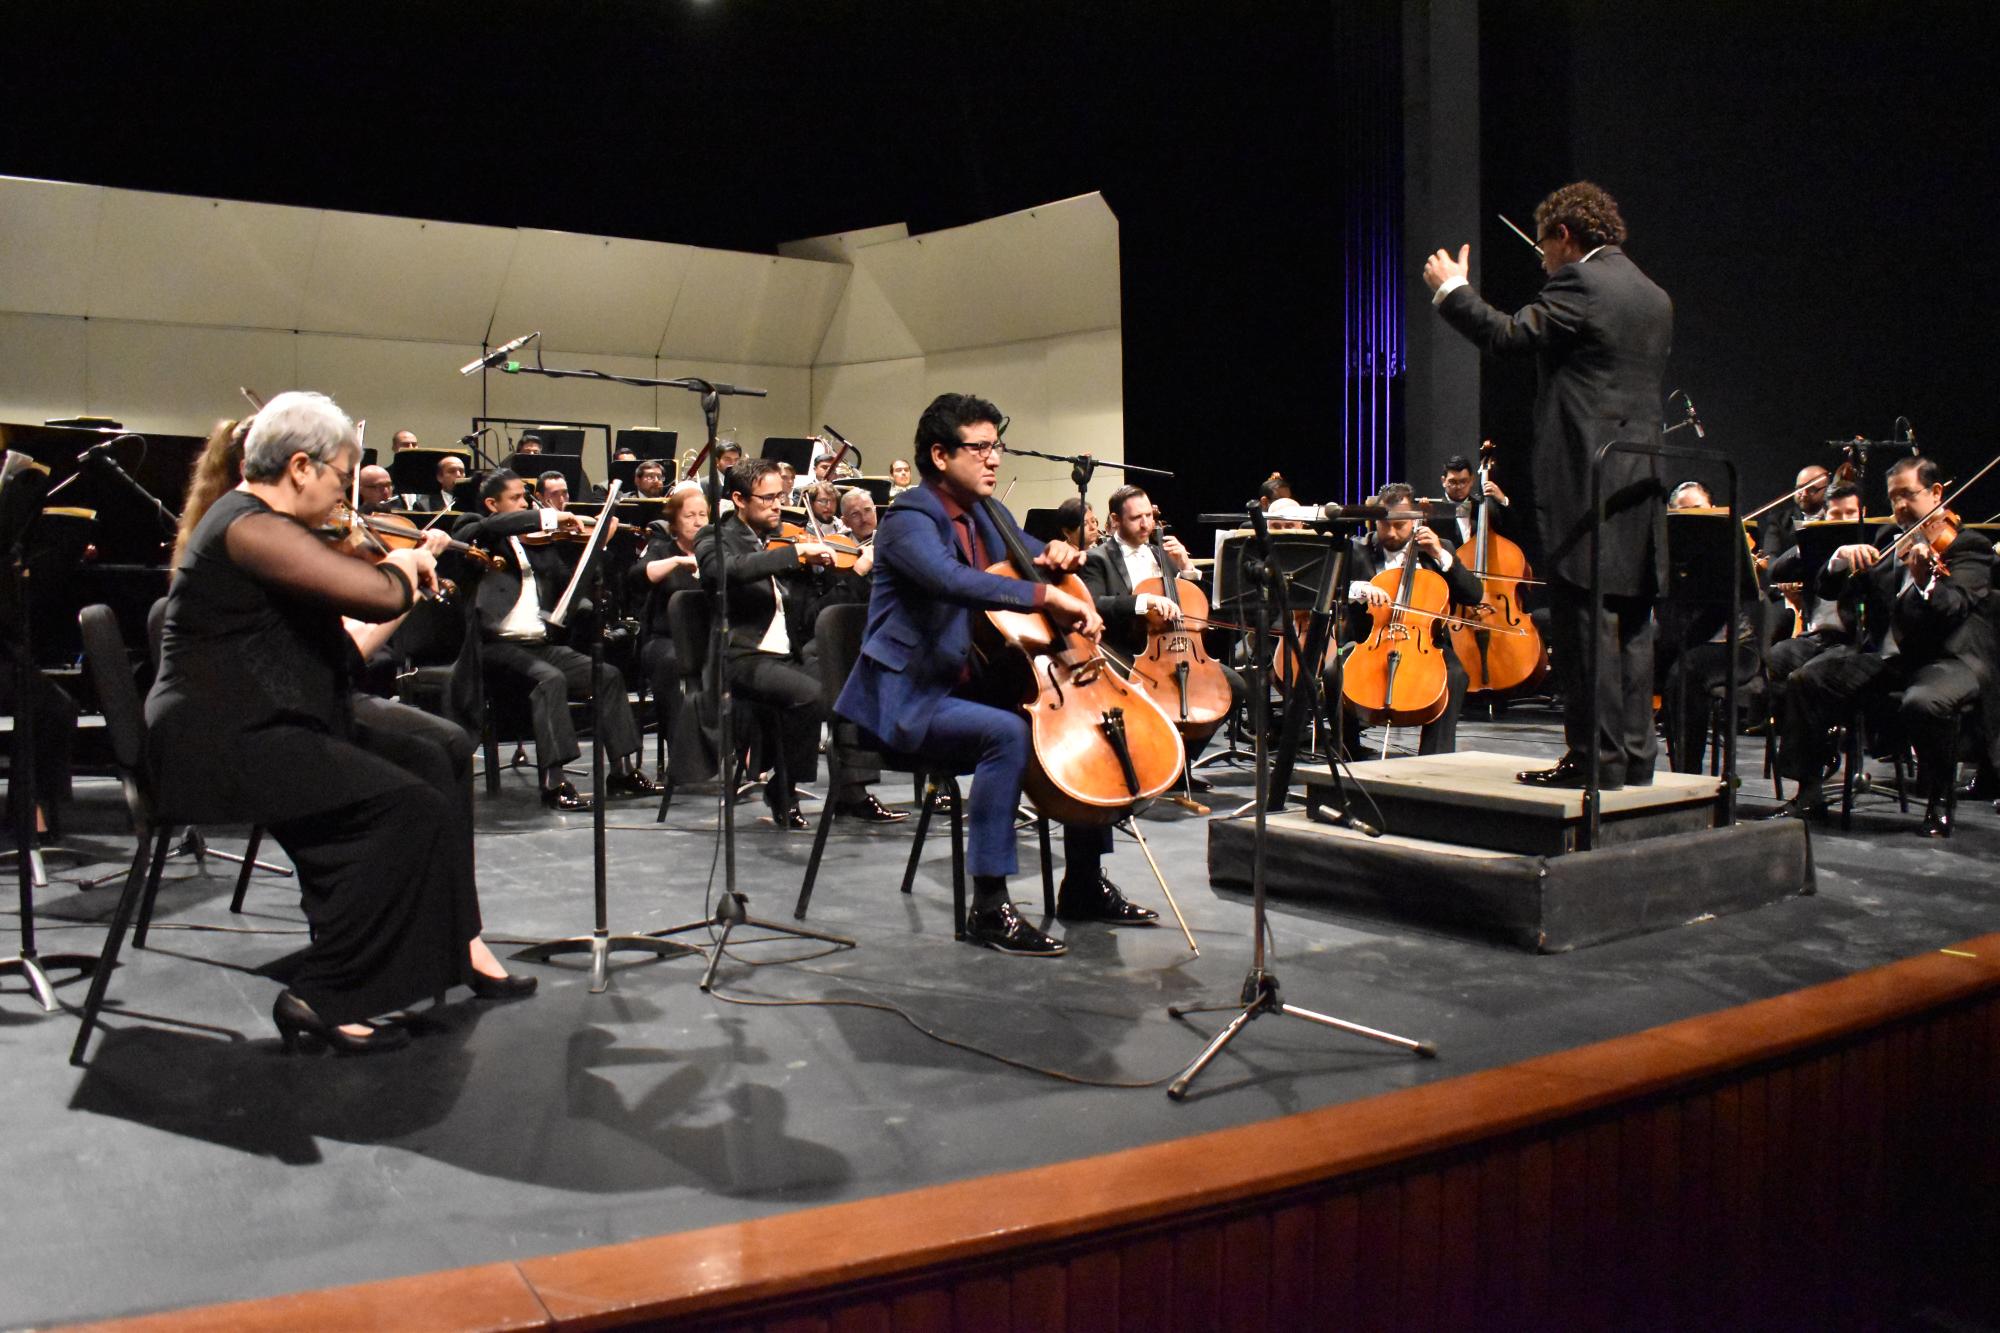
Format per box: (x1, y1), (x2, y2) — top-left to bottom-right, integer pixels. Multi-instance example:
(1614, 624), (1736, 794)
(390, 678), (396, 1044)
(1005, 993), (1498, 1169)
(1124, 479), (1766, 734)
(548, 480), (621, 628)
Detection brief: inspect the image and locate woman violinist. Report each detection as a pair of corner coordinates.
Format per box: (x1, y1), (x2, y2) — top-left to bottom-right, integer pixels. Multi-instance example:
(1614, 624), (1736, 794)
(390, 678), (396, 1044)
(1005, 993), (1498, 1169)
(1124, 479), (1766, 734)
(632, 483), (709, 758)
(1330, 482), (1488, 758)
(149, 391), (533, 1056)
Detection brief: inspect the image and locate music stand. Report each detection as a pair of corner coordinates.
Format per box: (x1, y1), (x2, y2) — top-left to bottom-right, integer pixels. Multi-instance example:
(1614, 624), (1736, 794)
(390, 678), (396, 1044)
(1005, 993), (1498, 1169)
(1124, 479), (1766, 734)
(759, 437), (817, 472)
(614, 427), (677, 460)
(1, 448), (99, 1010)
(1662, 511), (1762, 777)
(512, 481), (703, 991)
(512, 453), (583, 495)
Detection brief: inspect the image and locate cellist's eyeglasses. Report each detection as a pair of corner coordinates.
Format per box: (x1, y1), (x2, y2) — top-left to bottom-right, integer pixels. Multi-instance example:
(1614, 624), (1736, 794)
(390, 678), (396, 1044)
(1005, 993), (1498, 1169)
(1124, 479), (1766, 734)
(957, 442), (1007, 460)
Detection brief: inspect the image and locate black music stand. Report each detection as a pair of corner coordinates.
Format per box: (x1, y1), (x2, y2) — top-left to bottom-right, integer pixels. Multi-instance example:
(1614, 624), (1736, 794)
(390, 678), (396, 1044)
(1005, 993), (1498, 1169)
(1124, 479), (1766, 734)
(614, 428), (677, 461)
(1166, 502), (1433, 1099)
(1662, 510), (1762, 775)
(1, 450), (99, 1010)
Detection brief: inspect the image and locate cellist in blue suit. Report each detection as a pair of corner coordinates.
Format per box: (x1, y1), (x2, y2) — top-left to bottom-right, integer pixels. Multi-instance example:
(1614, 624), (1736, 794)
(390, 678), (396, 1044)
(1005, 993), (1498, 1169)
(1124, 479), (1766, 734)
(837, 394), (1159, 956)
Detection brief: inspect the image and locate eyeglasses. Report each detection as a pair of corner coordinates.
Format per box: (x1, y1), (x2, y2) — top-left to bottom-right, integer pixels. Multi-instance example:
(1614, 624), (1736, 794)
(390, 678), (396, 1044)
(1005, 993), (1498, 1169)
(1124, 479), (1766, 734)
(747, 489), (787, 503)
(956, 442), (1007, 460)
(319, 459), (356, 490)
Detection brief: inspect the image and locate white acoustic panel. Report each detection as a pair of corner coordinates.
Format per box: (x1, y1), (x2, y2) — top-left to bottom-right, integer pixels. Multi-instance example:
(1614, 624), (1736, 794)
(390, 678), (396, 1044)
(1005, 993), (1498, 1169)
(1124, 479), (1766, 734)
(855, 193), (1121, 356)
(811, 264), (923, 367)
(88, 188), (320, 330)
(483, 352), (666, 479)
(0, 177), (103, 317)
(658, 249), (848, 367)
(0, 313), (89, 424)
(810, 358), (927, 469)
(300, 211), (516, 343)
(652, 360), (813, 462)
(85, 321), (298, 438)
(491, 229), (695, 359)
(1043, 328), (1126, 463)
(776, 221), (911, 264)
(294, 334), (483, 458)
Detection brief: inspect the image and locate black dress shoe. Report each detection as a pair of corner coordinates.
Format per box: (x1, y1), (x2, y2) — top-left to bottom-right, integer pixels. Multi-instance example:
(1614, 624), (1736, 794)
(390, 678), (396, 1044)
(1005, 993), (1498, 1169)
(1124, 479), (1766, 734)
(771, 806), (810, 831)
(604, 768), (664, 798)
(272, 991), (411, 1055)
(1625, 763), (1655, 788)
(1516, 756), (1623, 791)
(541, 782), (593, 812)
(1056, 874), (1159, 924)
(835, 793), (908, 824)
(1919, 799), (1953, 839)
(1764, 796), (1829, 822)
(469, 970), (538, 1001)
(963, 901), (1067, 956)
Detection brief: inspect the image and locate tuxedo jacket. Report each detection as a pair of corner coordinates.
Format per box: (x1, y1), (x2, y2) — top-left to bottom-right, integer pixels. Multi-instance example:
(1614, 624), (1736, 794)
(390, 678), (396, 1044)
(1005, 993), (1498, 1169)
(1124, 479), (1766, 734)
(1340, 539), (1484, 648)
(1438, 246), (1674, 598)
(693, 512), (820, 657)
(1080, 538), (1196, 658)
(1818, 527), (1998, 674)
(834, 483), (1045, 753)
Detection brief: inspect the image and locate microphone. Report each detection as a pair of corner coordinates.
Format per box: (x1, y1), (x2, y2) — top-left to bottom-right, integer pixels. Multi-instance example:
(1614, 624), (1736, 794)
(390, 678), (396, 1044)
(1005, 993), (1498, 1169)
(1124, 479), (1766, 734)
(1684, 394), (1706, 440)
(1316, 502), (1390, 522)
(458, 331), (540, 377)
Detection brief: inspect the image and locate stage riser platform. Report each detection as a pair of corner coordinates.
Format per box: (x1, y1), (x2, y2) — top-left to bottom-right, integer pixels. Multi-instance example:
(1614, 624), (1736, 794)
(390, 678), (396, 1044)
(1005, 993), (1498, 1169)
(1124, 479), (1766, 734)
(1209, 815), (1814, 952)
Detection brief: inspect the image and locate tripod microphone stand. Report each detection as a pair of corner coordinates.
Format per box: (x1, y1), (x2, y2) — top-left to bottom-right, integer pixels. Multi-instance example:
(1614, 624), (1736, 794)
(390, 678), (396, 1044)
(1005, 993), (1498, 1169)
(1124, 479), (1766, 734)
(1166, 503), (1433, 1100)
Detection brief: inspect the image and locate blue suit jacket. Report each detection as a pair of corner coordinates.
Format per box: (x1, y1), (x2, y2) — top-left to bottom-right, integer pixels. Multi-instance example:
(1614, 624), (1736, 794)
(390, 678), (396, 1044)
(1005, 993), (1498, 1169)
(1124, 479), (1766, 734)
(834, 482), (1046, 752)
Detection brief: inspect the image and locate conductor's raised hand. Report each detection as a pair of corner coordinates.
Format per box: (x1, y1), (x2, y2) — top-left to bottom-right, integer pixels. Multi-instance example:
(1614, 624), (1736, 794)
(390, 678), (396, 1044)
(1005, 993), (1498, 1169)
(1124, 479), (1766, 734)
(1423, 244), (1470, 293)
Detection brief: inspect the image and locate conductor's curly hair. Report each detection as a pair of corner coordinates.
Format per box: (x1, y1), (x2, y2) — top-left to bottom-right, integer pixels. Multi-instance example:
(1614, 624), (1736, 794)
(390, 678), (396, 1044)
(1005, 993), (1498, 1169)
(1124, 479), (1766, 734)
(1533, 181), (1628, 250)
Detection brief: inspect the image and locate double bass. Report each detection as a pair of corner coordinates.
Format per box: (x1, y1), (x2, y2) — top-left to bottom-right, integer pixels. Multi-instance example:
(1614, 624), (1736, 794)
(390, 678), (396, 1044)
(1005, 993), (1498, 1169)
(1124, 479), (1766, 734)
(1447, 441), (1549, 695)
(975, 496), (1185, 825)
(1128, 525), (1233, 747)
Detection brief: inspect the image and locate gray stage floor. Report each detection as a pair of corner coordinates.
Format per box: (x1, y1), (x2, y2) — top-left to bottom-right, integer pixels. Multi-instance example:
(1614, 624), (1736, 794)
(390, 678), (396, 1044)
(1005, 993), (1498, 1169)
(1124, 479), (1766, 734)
(4, 707), (1998, 1327)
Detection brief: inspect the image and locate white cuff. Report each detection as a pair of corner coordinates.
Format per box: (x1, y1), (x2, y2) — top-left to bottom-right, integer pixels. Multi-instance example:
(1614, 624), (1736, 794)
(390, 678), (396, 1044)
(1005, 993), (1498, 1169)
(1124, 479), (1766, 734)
(1348, 580), (1375, 602)
(537, 508), (558, 531)
(1433, 548), (1454, 572)
(1431, 274), (1469, 305)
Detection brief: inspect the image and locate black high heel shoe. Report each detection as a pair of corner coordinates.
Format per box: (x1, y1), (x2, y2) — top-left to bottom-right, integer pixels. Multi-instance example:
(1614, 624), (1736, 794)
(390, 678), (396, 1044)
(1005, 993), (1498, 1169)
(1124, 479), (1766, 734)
(272, 990), (411, 1055)
(468, 970), (537, 1001)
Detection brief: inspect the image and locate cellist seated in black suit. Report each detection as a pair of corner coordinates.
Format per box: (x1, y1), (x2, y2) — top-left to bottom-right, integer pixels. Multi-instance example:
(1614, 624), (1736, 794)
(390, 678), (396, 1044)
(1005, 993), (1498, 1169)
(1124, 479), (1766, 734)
(450, 470), (662, 811)
(1081, 484), (1245, 787)
(1326, 483), (1485, 758)
(1771, 456), (1998, 836)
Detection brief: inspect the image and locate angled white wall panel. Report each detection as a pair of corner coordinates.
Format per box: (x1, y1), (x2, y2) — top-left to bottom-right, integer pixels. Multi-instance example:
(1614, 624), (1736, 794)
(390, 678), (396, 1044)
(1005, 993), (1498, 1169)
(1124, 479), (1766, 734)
(491, 230), (694, 359)
(300, 212), (516, 343)
(482, 351), (664, 475)
(652, 359), (813, 461)
(810, 264), (923, 367)
(777, 221), (911, 264)
(85, 321), (297, 437)
(88, 189), (319, 330)
(1043, 328), (1126, 464)
(809, 357), (927, 467)
(658, 249), (847, 367)
(295, 334), (483, 455)
(856, 193), (1120, 355)
(0, 177), (103, 317)
(0, 313), (89, 425)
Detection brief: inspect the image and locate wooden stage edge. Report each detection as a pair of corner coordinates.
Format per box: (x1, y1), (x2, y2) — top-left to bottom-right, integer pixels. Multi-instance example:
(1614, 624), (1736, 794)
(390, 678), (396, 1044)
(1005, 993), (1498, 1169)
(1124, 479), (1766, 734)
(74, 934), (2000, 1333)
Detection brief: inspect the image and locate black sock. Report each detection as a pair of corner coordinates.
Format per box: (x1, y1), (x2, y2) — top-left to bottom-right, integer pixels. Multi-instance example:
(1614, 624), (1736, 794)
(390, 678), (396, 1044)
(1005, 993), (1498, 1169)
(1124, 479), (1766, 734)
(971, 875), (1009, 912)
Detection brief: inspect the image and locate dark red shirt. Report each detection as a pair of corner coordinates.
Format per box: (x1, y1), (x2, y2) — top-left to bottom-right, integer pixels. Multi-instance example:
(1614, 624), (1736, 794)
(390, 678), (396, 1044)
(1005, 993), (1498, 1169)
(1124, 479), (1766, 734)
(928, 480), (1047, 608)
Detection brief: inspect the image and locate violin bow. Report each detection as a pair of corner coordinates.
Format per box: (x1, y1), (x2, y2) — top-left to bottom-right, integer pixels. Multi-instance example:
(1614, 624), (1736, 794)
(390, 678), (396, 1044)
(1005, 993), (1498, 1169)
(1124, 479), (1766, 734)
(1879, 449), (2000, 560)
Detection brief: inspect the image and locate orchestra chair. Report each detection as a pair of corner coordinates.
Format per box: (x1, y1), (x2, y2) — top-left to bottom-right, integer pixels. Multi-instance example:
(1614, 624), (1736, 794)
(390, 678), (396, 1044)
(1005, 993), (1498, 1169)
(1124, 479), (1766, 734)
(1839, 687), (1974, 829)
(654, 588), (789, 823)
(1698, 598), (1784, 778)
(70, 605), (271, 1065)
(791, 604), (1053, 937)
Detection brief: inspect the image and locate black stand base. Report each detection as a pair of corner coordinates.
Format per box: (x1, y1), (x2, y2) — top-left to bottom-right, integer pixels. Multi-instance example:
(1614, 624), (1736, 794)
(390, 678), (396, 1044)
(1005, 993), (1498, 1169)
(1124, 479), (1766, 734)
(78, 826), (292, 892)
(651, 891), (854, 992)
(511, 930), (702, 996)
(1166, 968), (1435, 1100)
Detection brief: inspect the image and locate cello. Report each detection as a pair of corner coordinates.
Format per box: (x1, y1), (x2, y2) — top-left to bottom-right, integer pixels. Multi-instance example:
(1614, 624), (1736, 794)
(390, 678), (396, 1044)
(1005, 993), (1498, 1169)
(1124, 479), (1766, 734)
(1448, 441), (1549, 696)
(1128, 524), (1234, 747)
(1340, 521), (1453, 745)
(975, 496), (1185, 825)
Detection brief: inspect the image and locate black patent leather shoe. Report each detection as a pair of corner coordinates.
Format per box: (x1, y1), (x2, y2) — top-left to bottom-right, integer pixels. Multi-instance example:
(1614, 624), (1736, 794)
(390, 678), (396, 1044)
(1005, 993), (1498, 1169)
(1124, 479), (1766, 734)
(771, 806), (810, 831)
(1919, 799), (1953, 839)
(963, 901), (1067, 956)
(1516, 756), (1623, 791)
(836, 793), (908, 823)
(469, 970), (538, 1001)
(1056, 874), (1159, 924)
(541, 781), (593, 812)
(1764, 796), (1829, 823)
(273, 991), (411, 1055)
(604, 768), (664, 798)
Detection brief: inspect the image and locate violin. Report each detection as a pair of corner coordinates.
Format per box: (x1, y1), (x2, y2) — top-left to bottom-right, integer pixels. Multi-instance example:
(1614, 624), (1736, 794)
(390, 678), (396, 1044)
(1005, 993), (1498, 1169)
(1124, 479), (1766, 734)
(765, 521), (864, 569)
(318, 505), (473, 603)
(1340, 526), (1453, 737)
(1447, 441), (1549, 696)
(974, 495), (1184, 826)
(1126, 522), (1233, 747)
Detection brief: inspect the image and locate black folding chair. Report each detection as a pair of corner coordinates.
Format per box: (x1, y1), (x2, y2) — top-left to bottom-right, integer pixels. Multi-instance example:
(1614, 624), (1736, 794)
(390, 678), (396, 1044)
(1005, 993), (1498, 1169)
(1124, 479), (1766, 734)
(655, 588), (789, 822)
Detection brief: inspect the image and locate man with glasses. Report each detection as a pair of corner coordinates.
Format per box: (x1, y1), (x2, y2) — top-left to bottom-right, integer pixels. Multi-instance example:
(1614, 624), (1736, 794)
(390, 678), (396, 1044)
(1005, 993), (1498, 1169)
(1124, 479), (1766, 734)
(837, 393), (1152, 958)
(1424, 180), (1674, 791)
(697, 457), (901, 827)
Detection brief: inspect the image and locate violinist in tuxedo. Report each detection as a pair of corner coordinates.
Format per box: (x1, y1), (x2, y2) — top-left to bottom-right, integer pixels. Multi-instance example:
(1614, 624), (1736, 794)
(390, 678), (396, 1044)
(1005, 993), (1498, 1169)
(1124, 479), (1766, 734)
(1427, 181), (1673, 789)
(836, 393), (1154, 958)
(696, 457), (898, 828)
(1328, 483), (1485, 757)
(1762, 480), (1863, 712)
(449, 470), (661, 810)
(1772, 456), (1998, 835)
(1080, 484), (1245, 780)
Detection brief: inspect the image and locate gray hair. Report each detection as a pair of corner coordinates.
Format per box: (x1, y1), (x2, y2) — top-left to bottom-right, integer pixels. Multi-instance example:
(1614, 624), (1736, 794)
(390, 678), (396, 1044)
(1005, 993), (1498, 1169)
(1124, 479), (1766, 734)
(1668, 479), (1712, 508)
(241, 390), (356, 482)
(839, 487), (874, 519)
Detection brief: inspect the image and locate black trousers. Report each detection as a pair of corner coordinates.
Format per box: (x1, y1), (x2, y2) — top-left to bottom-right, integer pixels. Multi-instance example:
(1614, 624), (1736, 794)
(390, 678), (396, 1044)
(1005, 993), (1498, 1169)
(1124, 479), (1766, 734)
(1657, 638), (1761, 774)
(482, 638), (639, 772)
(1547, 584), (1657, 777)
(641, 634), (683, 761)
(0, 666), (76, 817)
(727, 647), (869, 812)
(1779, 646), (1980, 800)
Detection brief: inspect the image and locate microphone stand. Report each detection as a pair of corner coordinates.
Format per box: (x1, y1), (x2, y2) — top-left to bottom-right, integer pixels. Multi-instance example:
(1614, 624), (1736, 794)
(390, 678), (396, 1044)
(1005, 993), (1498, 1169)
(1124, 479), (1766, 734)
(1166, 500), (1433, 1100)
(999, 444), (1173, 525)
